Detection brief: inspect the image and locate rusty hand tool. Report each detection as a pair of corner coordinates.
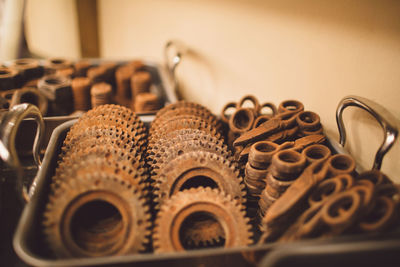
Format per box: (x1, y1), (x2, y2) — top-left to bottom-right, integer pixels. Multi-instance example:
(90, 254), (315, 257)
(238, 134), (325, 162)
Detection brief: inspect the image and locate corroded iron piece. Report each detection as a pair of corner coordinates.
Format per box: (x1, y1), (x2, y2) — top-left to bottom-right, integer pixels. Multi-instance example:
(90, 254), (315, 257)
(153, 187), (252, 253)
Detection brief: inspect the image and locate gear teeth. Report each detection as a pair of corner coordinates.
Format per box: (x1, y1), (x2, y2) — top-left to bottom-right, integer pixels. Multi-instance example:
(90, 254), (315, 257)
(153, 187), (252, 252)
(151, 151), (246, 209)
(43, 171), (151, 257)
(42, 104), (151, 258)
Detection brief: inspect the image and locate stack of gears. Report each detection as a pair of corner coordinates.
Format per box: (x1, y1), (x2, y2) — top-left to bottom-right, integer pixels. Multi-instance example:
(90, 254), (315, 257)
(42, 104), (152, 258)
(0, 58), (160, 116)
(146, 102), (252, 252)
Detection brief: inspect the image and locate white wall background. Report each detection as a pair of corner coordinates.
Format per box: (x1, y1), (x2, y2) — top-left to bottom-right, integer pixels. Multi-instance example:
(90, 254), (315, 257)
(26, 0), (400, 180)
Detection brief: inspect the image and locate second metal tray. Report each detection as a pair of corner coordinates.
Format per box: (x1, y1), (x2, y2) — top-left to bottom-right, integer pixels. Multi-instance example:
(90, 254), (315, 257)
(10, 96), (400, 266)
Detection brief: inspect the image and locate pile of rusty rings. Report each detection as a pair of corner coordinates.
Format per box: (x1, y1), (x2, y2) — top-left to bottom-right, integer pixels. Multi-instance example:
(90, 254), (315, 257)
(147, 101), (251, 252)
(221, 96), (323, 151)
(222, 97), (325, 218)
(220, 95), (278, 147)
(42, 105), (152, 258)
(256, 143), (331, 223)
(260, 154), (400, 243)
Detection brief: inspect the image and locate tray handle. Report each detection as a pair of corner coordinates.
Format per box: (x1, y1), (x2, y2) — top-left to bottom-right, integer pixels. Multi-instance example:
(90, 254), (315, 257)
(336, 95), (399, 170)
(0, 103), (44, 202)
(164, 40), (186, 94)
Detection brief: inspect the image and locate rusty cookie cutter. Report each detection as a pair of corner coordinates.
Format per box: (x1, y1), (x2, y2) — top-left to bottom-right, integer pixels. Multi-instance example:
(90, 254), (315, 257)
(0, 104), (44, 202)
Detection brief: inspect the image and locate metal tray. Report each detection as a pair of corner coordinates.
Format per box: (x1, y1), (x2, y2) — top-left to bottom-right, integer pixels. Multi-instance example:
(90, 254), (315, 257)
(6, 40), (188, 158)
(8, 95), (400, 266)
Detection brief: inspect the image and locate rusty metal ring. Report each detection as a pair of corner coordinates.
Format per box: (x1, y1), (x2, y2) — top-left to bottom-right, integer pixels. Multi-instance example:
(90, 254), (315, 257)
(221, 101), (237, 124)
(260, 102), (277, 116)
(308, 178), (343, 207)
(320, 190), (362, 229)
(248, 141), (279, 169)
(336, 173), (355, 190)
(266, 172), (293, 192)
(154, 151), (246, 207)
(302, 144), (331, 164)
(278, 100), (304, 114)
(300, 127), (324, 136)
(358, 196), (396, 232)
(237, 95), (260, 114)
(270, 150), (306, 180)
(350, 180), (375, 212)
(10, 88), (48, 115)
(229, 107), (255, 134)
(296, 111), (321, 131)
(293, 203), (325, 239)
(245, 162), (269, 180)
(327, 154), (356, 177)
(265, 183), (281, 199)
(153, 187), (252, 252)
(43, 172), (151, 258)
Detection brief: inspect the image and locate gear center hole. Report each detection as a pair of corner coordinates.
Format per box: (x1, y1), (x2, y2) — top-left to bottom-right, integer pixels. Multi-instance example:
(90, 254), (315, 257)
(179, 211), (225, 250)
(70, 200), (123, 253)
(180, 176), (218, 191)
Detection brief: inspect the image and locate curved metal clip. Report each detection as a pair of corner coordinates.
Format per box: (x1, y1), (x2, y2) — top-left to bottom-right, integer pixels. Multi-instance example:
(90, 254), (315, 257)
(0, 103), (44, 202)
(164, 40), (186, 95)
(336, 95), (399, 170)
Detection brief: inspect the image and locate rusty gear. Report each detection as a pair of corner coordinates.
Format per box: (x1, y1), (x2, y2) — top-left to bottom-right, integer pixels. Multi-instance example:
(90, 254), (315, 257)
(152, 150), (246, 208)
(150, 107), (218, 134)
(149, 118), (221, 146)
(63, 124), (146, 155)
(153, 187), (252, 253)
(153, 101), (214, 124)
(54, 145), (146, 186)
(79, 104), (146, 132)
(149, 114), (217, 137)
(43, 172), (151, 258)
(147, 128), (224, 162)
(149, 132), (231, 174)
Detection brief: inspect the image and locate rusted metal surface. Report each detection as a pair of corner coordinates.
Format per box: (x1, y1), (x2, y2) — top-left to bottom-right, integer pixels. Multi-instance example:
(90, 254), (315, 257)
(42, 104), (151, 258)
(38, 74), (73, 115)
(71, 77), (91, 111)
(0, 67), (21, 91)
(90, 82), (112, 107)
(153, 188), (252, 252)
(148, 102), (250, 251)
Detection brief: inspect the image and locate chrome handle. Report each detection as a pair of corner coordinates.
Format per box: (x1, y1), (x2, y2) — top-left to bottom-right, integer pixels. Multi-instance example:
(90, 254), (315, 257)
(164, 40), (186, 95)
(0, 103), (44, 202)
(336, 95), (399, 170)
